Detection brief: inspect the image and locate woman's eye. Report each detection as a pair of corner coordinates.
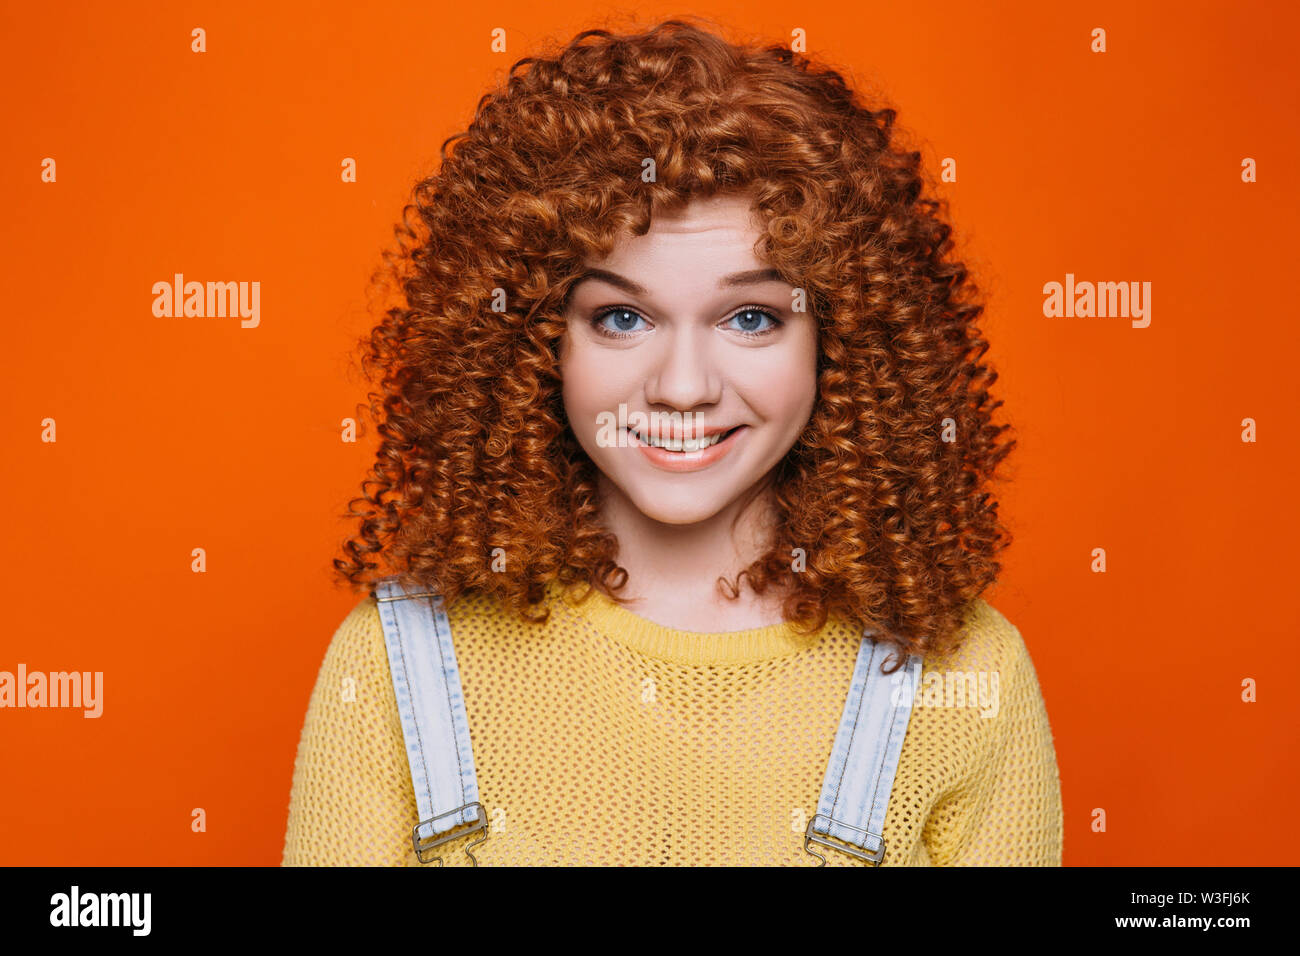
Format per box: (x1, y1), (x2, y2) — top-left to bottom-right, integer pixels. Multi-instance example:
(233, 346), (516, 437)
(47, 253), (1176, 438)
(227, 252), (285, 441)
(593, 308), (648, 337)
(725, 308), (781, 337)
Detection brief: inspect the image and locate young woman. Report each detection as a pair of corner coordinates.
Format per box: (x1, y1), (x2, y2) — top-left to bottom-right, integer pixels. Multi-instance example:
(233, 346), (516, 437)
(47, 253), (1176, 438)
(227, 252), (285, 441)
(282, 18), (1062, 867)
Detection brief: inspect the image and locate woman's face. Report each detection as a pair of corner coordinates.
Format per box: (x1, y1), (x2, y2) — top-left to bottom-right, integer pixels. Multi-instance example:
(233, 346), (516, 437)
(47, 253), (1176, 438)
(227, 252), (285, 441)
(558, 193), (818, 527)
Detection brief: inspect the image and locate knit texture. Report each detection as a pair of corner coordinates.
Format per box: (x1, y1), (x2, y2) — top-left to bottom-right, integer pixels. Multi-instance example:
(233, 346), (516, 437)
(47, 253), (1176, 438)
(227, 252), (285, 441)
(282, 580), (1062, 866)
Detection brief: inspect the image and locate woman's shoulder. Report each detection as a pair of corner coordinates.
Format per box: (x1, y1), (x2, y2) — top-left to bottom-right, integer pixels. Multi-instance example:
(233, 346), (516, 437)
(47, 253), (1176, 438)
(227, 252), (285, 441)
(922, 596), (1036, 678)
(907, 597), (1056, 777)
(331, 592), (385, 648)
(311, 594), (389, 692)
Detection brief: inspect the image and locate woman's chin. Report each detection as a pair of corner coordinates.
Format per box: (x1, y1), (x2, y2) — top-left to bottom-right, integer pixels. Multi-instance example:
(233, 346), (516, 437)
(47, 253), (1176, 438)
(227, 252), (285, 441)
(620, 488), (737, 527)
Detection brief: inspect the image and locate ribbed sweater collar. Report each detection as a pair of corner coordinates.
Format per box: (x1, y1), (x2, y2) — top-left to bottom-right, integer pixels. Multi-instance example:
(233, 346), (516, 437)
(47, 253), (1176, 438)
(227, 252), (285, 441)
(549, 579), (828, 665)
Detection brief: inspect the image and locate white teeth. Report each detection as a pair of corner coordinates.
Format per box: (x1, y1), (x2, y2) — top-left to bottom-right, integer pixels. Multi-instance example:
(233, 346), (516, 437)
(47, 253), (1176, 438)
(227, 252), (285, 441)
(633, 428), (733, 452)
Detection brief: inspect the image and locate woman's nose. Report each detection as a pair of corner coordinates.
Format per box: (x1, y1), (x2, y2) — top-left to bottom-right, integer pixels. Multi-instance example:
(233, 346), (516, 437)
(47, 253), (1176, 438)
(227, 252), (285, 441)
(640, 328), (723, 410)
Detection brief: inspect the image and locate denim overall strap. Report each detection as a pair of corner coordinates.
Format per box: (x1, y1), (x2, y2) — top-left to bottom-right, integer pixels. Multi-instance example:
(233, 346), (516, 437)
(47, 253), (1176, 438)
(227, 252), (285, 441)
(373, 576), (486, 865)
(805, 633), (923, 866)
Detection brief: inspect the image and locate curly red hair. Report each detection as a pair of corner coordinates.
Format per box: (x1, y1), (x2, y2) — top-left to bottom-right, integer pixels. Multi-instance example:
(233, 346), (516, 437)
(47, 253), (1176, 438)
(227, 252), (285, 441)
(335, 16), (1017, 664)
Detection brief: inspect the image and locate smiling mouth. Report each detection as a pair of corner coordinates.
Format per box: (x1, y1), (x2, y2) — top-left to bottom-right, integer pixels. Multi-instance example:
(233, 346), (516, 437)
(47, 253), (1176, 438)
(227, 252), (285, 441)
(627, 425), (742, 453)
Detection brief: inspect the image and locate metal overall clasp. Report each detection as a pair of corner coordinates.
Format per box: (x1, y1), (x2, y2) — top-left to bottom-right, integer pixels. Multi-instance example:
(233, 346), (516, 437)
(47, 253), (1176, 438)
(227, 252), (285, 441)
(803, 812), (886, 867)
(412, 801), (488, 866)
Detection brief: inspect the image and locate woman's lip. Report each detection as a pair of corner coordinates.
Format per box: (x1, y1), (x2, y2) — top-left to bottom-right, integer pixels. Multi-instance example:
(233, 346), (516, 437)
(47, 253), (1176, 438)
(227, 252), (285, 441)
(626, 425), (747, 472)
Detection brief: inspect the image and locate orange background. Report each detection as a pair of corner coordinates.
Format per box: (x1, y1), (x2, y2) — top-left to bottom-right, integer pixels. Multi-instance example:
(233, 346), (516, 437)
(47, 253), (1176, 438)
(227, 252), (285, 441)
(2, 1), (1296, 865)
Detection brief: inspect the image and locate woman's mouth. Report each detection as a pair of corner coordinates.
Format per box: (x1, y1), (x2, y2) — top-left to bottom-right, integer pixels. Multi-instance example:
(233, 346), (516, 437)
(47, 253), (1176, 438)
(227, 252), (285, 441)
(628, 425), (741, 452)
(625, 425), (747, 472)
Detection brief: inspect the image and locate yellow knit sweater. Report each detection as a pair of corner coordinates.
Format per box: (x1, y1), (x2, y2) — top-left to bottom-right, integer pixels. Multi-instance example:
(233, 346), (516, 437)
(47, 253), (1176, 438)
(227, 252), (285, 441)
(281, 580), (1062, 866)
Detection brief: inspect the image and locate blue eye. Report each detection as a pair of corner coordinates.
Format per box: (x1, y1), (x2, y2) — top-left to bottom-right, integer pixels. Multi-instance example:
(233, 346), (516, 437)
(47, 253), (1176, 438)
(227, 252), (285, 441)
(594, 308), (648, 337)
(725, 308), (781, 337)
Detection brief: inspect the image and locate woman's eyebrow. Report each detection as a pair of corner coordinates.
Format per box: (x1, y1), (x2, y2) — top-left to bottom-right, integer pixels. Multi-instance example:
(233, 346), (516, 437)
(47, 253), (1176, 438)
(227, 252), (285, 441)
(572, 267), (785, 295)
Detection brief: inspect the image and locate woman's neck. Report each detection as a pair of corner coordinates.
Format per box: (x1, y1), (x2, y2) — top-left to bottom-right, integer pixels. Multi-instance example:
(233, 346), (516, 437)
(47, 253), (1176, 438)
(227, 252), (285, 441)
(594, 474), (791, 632)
